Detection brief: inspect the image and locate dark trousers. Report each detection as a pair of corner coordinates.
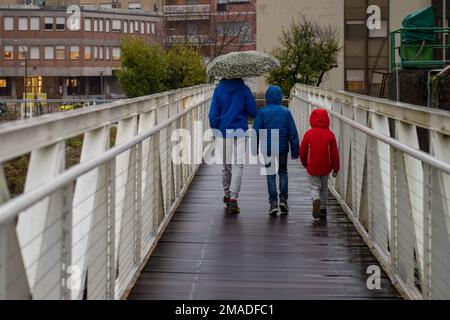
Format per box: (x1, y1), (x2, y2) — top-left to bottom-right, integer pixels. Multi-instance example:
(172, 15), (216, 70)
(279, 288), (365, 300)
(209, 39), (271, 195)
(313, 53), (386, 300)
(265, 153), (288, 204)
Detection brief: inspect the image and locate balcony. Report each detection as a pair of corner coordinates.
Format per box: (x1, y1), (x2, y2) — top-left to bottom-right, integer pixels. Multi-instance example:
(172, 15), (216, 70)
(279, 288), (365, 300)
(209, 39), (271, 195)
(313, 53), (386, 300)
(164, 5), (211, 21)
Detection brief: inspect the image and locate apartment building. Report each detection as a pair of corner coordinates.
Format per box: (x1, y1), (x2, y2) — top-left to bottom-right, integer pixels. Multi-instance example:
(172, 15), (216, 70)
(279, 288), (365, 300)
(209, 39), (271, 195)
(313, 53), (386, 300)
(163, 0), (256, 59)
(257, 0), (446, 93)
(0, 5), (162, 99)
(2, 1), (163, 12)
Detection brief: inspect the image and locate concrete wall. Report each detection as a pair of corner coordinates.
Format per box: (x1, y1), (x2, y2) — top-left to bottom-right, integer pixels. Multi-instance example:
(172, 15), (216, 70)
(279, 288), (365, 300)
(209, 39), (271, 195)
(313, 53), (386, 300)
(256, 0), (345, 93)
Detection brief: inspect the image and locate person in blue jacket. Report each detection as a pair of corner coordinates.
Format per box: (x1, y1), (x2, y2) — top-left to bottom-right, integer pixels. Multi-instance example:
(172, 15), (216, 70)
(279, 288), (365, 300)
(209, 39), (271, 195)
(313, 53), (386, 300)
(253, 85), (299, 216)
(209, 78), (258, 214)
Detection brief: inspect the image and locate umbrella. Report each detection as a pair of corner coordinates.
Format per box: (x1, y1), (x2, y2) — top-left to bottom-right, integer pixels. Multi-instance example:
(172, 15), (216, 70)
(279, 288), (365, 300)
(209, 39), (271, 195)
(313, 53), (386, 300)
(206, 50), (280, 79)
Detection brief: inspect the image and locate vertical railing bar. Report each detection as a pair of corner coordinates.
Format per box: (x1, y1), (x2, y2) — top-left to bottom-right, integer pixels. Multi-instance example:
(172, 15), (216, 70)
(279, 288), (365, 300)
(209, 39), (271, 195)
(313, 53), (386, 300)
(106, 157), (116, 300)
(134, 142), (142, 267)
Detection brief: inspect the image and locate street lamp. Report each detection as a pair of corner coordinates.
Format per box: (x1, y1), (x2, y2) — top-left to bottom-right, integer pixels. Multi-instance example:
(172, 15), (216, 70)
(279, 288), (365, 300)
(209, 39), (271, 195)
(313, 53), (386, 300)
(15, 40), (28, 119)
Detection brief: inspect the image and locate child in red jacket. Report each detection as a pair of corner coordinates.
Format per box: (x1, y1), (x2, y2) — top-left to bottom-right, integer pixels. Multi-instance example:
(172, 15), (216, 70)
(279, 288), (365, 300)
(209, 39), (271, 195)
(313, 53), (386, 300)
(299, 109), (340, 219)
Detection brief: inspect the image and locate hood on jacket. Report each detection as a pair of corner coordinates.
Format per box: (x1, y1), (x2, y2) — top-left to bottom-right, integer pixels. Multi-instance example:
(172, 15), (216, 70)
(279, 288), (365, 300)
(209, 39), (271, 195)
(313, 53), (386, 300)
(219, 78), (245, 93)
(310, 109), (330, 129)
(265, 85), (283, 105)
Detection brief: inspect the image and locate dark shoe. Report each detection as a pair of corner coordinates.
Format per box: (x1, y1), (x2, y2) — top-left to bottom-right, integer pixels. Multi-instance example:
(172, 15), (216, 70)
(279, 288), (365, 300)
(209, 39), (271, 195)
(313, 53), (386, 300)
(223, 196), (231, 204)
(227, 200), (240, 214)
(279, 201), (289, 215)
(312, 199), (321, 219)
(269, 203), (279, 216)
(320, 208), (327, 219)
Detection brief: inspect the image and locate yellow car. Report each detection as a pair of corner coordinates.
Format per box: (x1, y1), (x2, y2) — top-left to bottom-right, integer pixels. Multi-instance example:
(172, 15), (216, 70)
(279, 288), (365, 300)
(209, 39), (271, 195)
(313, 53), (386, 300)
(60, 103), (82, 111)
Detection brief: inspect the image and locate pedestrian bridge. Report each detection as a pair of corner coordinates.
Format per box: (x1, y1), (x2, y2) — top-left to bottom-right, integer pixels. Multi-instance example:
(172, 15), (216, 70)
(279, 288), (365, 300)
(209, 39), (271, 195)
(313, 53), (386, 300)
(0, 84), (449, 300)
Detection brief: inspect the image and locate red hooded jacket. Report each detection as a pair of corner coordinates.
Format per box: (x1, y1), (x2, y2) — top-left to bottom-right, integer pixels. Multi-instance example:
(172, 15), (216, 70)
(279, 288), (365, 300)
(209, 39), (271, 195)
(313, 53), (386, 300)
(299, 109), (340, 176)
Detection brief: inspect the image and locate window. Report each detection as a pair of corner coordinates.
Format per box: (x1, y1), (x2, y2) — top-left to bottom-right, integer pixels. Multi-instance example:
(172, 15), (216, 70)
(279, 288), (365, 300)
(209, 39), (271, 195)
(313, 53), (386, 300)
(151, 22), (155, 34)
(105, 19), (110, 32)
(346, 70), (365, 91)
(129, 21), (134, 33)
(30, 17), (40, 31)
(369, 20), (388, 38)
(44, 46), (54, 59)
(44, 17), (54, 31)
(0, 79), (6, 88)
(4, 17), (14, 31)
(146, 22), (150, 34)
(99, 47), (104, 60)
(99, 19), (104, 32)
(18, 46), (28, 60)
(30, 46), (40, 59)
(112, 47), (120, 60)
(85, 18), (92, 31)
(100, 3), (113, 8)
(94, 19), (98, 32)
(128, 2), (141, 10)
(112, 19), (121, 32)
(124, 20), (128, 33)
(105, 47), (110, 60)
(18, 17), (28, 31)
(4, 46), (14, 60)
(345, 21), (366, 40)
(140, 22), (145, 34)
(94, 46), (98, 59)
(134, 21), (139, 32)
(56, 46), (65, 60)
(70, 46), (80, 60)
(85, 46), (92, 60)
(56, 17), (65, 31)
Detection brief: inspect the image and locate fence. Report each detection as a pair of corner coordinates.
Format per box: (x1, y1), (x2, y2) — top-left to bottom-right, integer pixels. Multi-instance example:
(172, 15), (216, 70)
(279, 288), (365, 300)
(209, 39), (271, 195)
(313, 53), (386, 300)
(290, 84), (450, 300)
(0, 84), (214, 299)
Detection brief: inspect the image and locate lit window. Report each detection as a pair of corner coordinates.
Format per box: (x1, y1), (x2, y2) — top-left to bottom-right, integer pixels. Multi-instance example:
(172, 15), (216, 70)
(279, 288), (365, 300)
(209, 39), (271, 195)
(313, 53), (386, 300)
(70, 46), (80, 60)
(151, 22), (155, 34)
(44, 17), (54, 31)
(56, 46), (65, 60)
(112, 19), (121, 32)
(4, 17), (14, 31)
(94, 19), (98, 32)
(56, 17), (65, 31)
(44, 46), (54, 59)
(105, 47), (110, 60)
(30, 17), (40, 31)
(124, 20), (128, 33)
(85, 46), (92, 60)
(112, 47), (121, 61)
(105, 19), (110, 32)
(4, 46), (14, 60)
(99, 19), (104, 32)
(18, 17), (28, 31)
(30, 46), (40, 59)
(0, 79), (6, 88)
(85, 18), (92, 31)
(18, 46), (28, 60)
(140, 22), (145, 34)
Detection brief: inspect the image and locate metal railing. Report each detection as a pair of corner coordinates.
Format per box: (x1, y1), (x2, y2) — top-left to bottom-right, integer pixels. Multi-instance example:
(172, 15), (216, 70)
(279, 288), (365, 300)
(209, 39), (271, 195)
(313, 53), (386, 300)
(390, 27), (450, 70)
(0, 84), (214, 299)
(290, 84), (450, 300)
(163, 4), (211, 14)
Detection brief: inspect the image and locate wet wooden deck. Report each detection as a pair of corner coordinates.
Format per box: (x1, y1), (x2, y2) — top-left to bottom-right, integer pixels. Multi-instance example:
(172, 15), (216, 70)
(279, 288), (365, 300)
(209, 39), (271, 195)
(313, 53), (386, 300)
(128, 160), (401, 300)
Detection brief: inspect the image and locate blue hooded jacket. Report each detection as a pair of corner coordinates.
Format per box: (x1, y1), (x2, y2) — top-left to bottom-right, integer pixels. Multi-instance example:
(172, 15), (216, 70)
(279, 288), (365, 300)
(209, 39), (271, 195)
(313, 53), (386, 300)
(253, 86), (299, 158)
(208, 79), (257, 137)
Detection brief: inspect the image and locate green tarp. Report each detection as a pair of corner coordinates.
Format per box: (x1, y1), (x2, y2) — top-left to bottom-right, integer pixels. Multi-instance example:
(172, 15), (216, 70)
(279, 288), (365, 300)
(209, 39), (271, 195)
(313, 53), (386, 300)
(401, 6), (436, 44)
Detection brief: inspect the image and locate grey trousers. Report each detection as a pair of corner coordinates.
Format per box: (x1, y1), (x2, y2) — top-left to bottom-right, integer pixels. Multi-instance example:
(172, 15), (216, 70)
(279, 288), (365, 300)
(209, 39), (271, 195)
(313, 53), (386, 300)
(308, 175), (329, 209)
(219, 137), (245, 200)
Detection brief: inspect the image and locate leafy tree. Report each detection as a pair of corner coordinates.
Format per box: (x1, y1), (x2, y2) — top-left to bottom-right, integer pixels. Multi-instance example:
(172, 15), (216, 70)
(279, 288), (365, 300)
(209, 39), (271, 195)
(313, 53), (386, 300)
(267, 17), (341, 96)
(164, 44), (207, 90)
(117, 37), (167, 98)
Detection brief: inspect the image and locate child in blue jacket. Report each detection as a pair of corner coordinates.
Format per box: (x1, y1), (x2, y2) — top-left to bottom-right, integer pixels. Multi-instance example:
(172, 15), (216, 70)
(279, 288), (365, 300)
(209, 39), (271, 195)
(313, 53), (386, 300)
(253, 85), (299, 216)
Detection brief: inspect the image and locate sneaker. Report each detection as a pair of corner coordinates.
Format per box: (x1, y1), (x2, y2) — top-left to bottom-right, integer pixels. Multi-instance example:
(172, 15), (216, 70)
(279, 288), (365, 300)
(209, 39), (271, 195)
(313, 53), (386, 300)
(279, 201), (289, 215)
(312, 199), (321, 219)
(227, 199), (240, 214)
(223, 196), (231, 204)
(320, 208), (327, 219)
(269, 203), (279, 216)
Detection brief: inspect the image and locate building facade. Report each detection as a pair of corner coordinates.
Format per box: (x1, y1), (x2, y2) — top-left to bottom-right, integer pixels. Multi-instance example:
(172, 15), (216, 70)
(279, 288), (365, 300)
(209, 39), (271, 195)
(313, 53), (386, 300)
(257, 0), (442, 94)
(163, 0), (256, 59)
(0, 5), (162, 99)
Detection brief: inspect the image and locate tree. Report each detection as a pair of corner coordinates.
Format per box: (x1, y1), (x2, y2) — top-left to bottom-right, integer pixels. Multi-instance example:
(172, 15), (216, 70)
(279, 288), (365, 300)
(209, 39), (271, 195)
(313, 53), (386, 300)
(267, 17), (341, 96)
(164, 44), (207, 90)
(117, 37), (167, 98)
